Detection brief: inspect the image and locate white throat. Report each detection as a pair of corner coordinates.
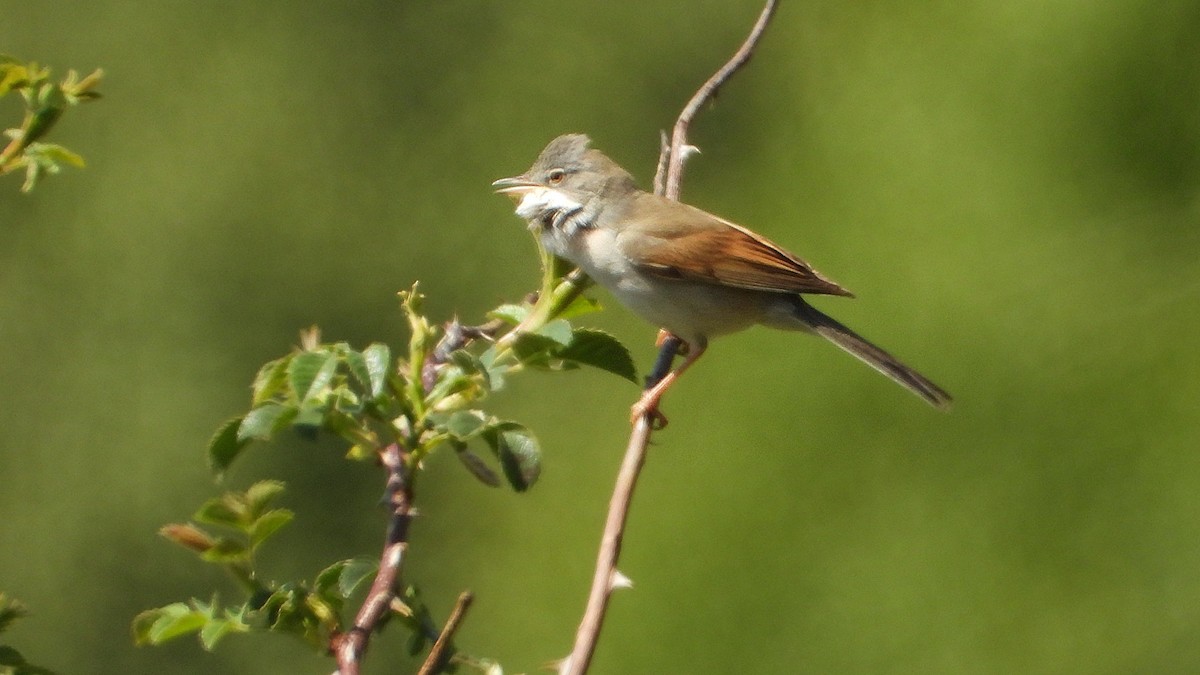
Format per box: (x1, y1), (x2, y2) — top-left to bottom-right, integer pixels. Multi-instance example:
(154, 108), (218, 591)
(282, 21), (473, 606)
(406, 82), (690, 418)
(514, 188), (590, 235)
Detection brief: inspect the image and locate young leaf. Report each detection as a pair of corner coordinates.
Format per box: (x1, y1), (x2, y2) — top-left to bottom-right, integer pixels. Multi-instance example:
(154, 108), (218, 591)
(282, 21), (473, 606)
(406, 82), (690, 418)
(237, 403), (297, 442)
(343, 348), (371, 391)
(338, 557), (379, 598)
(361, 343), (391, 398)
(244, 480), (286, 516)
(560, 328), (638, 383)
(287, 351), (338, 404)
(487, 303), (528, 325)
(251, 357), (290, 406)
(140, 603), (207, 644)
(249, 509), (294, 550)
(208, 416), (249, 476)
(199, 613), (249, 651)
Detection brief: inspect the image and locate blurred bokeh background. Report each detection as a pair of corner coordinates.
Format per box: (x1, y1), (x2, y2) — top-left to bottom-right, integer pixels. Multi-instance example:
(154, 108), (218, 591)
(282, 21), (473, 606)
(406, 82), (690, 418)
(4, 1), (1200, 673)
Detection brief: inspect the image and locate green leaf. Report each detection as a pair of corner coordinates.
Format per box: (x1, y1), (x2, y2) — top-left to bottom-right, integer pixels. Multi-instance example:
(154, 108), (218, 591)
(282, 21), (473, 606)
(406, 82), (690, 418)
(450, 349), (490, 389)
(249, 509), (293, 550)
(509, 332), (562, 369)
(237, 403), (297, 442)
(455, 444), (501, 487)
(558, 294), (602, 319)
(478, 346), (507, 391)
(244, 479), (285, 510)
(560, 328), (638, 383)
(485, 424), (542, 492)
(207, 416), (249, 476)
(534, 319), (573, 346)
(287, 351), (338, 404)
(36, 143), (84, 168)
(141, 603), (207, 644)
(199, 614), (249, 651)
(195, 497), (245, 529)
(338, 557), (378, 598)
(444, 409), (489, 440)
(361, 343), (391, 398)
(200, 538), (249, 563)
(251, 357), (290, 406)
(487, 303), (528, 324)
(344, 348), (370, 391)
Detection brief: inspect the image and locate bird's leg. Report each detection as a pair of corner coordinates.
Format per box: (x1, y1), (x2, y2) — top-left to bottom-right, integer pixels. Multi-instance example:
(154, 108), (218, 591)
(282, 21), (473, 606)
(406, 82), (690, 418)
(630, 339), (706, 427)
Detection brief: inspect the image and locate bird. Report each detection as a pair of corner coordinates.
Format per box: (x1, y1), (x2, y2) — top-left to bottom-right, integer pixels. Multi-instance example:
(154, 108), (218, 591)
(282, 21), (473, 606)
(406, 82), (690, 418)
(493, 134), (951, 424)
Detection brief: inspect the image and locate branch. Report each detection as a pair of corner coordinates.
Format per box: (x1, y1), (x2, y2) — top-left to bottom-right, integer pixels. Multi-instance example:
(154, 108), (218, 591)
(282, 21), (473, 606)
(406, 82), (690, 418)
(334, 443), (413, 675)
(564, 3), (779, 672)
(661, 0), (779, 201)
(417, 591), (474, 675)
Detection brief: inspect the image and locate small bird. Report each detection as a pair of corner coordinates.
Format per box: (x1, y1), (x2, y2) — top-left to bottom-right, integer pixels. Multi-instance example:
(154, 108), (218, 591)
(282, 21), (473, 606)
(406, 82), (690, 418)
(493, 134), (951, 423)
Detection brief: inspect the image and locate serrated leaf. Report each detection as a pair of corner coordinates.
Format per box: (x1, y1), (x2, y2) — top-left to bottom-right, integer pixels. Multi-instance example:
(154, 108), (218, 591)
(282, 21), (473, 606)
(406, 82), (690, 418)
(249, 509), (293, 550)
(315, 560), (349, 597)
(344, 349), (370, 390)
(251, 357), (290, 406)
(560, 328), (638, 383)
(338, 557), (378, 598)
(361, 343), (391, 398)
(455, 445), (501, 487)
(244, 480), (286, 515)
(487, 303), (529, 325)
(485, 424), (541, 492)
(144, 604), (207, 644)
(287, 351), (338, 403)
(199, 615), (248, 651)
(534, 319), (573, 346)
(237, 403), (296, 442)
(194, 497), (244, 529)
(208, 416), (249, 476)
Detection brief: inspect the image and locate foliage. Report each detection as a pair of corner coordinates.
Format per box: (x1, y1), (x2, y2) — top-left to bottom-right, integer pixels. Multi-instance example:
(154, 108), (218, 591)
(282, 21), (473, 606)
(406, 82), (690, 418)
(0, 56), (102, 192)
(0, 594), (55, 675)
(136, 236), (636, 671)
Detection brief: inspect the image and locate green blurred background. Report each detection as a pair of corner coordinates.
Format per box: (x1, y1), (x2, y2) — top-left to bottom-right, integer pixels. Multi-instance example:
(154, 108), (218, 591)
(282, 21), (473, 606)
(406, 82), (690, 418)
(4, 1), (1200, 673)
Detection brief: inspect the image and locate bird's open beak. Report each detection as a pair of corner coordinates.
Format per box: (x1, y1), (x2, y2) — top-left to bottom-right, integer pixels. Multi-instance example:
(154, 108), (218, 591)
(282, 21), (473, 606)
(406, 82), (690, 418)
(491, 176), (540, 198)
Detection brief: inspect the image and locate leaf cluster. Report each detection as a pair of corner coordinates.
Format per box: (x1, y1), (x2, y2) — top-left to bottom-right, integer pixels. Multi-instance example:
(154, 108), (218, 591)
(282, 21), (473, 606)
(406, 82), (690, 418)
(139, 253), (636, 670)
(0, 56), (102, 192)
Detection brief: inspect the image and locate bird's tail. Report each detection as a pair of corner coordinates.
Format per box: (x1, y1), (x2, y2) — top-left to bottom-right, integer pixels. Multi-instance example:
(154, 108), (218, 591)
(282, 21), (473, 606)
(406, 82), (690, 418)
(792, 299), (952, 409)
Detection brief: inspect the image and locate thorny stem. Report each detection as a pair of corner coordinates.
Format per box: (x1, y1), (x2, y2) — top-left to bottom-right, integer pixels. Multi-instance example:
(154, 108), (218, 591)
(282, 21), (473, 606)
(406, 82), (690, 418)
(334, 443), (413, 675)
(564, 4), (780, 673)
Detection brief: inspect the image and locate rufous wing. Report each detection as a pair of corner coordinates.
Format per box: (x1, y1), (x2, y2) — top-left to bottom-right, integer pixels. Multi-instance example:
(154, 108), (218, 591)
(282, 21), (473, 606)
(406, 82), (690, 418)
(616, 196), (853, 297)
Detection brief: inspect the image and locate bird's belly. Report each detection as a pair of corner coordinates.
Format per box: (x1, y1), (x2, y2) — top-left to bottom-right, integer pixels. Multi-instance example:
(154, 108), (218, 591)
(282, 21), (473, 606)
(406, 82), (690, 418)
(553, 227), (770, 345)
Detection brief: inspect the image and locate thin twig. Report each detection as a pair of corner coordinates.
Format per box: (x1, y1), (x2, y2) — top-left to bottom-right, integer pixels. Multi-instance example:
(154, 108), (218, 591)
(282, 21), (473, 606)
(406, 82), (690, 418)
(334, 443), (413, 675)
(417, 591), (475, 675)
(665, 0), (779, 201)
(563, 3), (779, 673)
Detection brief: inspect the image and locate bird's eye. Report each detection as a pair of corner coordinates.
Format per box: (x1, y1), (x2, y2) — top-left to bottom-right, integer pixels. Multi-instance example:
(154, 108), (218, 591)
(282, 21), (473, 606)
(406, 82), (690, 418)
(547, 169), (565, 185)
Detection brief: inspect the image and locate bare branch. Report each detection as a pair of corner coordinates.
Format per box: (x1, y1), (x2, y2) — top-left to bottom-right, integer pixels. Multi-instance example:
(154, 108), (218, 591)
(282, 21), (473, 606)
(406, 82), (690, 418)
(418, 591), (475, 675)
(664, 0), (779, 201)
(564, 2), (779, 672)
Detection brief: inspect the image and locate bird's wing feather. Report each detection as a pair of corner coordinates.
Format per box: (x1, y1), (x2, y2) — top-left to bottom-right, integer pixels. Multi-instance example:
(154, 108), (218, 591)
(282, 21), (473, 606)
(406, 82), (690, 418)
(616, 196), (853, 297)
